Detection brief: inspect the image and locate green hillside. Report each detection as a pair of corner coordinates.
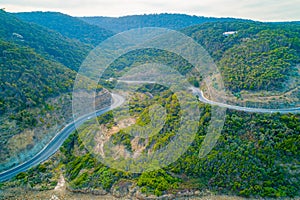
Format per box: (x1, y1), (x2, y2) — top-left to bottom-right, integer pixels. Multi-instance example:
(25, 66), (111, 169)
(0, 38), (76, 170)
(4, 88), (299, 198)
(0, 39), (75, 115)
(0, 10), (111, 172)
(0, 10), (91, 71)
(81, 14), (239, 33)
(183, 22), (300, 92)
(0, 12), (299, 200)
(15, 12), (113, 46)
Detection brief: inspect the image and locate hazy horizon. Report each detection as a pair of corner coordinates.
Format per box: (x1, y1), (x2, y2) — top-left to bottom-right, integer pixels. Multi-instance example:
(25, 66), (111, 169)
(2, 0), (300, 22)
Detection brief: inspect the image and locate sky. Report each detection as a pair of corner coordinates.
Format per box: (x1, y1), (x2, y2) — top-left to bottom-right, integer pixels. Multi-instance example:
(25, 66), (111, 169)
(1, 0), (300, 22)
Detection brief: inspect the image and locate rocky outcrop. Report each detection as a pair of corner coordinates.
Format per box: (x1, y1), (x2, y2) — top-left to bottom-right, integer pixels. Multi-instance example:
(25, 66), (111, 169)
(67, 187), (108, 196)
(111, 180), (134, 198)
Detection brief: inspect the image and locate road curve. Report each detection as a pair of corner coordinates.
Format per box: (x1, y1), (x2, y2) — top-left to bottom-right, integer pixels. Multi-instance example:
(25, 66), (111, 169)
(118, 80), (300, 114)
(0, 93), (125, 182)
(191, 87), (300, 114)
(1, 87), (299, 182)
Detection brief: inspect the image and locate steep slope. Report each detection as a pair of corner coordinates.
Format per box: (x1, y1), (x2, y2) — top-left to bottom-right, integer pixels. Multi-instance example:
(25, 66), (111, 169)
(0, 39), (76, 170)
(183, 22), (300, 93)
(15, 12), (114, 46)
(0, 40), (76, 115)
(0, 15), (299, 200)
(0, 10), (113, 172)
(0, 38), (111, 172)
(0, 10), (91, 71)
(81, 13), (239, 33)
(2, 90), (299, 199)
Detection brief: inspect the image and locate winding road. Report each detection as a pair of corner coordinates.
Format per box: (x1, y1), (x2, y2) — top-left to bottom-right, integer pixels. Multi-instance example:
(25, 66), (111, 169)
(0, 94), (125, 182)
(0, 86), (299, 182)
(191, 87), (300, 114)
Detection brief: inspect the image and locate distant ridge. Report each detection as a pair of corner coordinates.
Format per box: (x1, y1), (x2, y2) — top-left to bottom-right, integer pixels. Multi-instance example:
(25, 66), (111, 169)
(0, 10), (91, 71)
(80, 13), (244, 32)
(15, 11), (113, 46)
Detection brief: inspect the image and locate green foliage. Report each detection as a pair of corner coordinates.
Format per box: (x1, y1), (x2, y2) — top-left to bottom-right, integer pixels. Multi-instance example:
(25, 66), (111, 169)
(65, 153), (95, 180)
(137, 170), (180, 196)
(9, 110), (37, 128)
(15, 12), (113, 46)
(11, 161), (57, 190)
(0, 10), (91, 71)
(101, 49), (196, 82)
(0, 10), (111, 169)
(170, 110), (300, 198)
(70, 172), (89, 188)
(97, 111), (114, 126)
(219, 31), (299, 91)
(93, 166), (115, 190)
(81, 14), (238, 33)
(0, 40), (76, 114)
(1, 14), (300, 199)
(183, 22), (300, 92)
(13, 95), (300, 198)
(15, 172), (27, 180)
(0, 39), (77, 157)
(111, 130), (134, 152)
(60, 133), (124, 191)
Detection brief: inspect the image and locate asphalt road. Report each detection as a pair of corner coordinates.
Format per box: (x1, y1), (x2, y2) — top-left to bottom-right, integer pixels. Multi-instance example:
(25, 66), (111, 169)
(191, 87), (300, 114)
(0, 93), (125, 182)
(1, 87), (299, 182)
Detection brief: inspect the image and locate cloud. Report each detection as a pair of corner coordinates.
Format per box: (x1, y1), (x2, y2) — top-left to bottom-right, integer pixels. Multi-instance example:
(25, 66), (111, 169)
(1, 0), (300, 21)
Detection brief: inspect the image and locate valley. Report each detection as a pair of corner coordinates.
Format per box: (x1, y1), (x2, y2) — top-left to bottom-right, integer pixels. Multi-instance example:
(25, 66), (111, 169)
(0, 9), (299, 199)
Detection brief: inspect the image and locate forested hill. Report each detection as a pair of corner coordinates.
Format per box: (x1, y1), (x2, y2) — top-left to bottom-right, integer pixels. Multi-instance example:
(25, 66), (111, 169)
(183, 21), (300, 92)
(0, 38), (78, 171)
(80, 13), (240, 32)
(0, 10), (91, 71)
(0, 39), (76, 115)
(14, 12), (114, 46)
(0, 10), (108, 172)
(0, 10), (300, 199)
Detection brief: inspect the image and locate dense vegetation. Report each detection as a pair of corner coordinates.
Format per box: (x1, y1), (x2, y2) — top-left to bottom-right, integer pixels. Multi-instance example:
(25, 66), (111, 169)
(0, 31), (77, 170)
(99, 21), (300, 93)
(81, 13), (239, 33)
(15, 12), (113, 46)
(98, 48), (200, 89)
(172, 110), (300, 198)
(6, 91), (299, 198)
(0, 40), (75, 115)
(0, 10), (110, 172)
(0, 11), (299, 199)
(0, 10), (91, 71)
(183, 22), (300, 92)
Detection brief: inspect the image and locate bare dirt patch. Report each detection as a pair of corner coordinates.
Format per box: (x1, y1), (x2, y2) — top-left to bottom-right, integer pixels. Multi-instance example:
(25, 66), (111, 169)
(94, 117), (136, 158)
